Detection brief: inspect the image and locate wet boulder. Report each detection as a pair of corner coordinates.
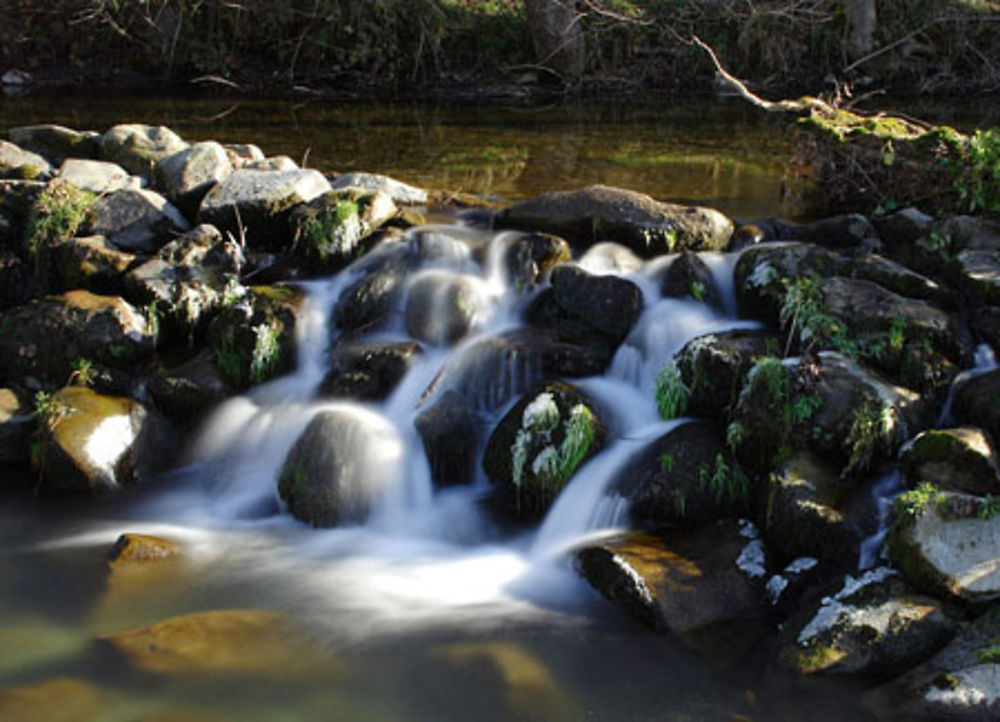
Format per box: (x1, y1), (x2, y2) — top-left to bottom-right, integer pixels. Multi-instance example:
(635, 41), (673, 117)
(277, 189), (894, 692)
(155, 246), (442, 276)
(278, 409), (401, 526)
(497, 185), (733, 258)
(763, 451), (868, 572)
(779, 567), (956, 677)
(847, 253), (957, 308)
(49, 235), (134, 297)
(57, 159), (136, 195)
(198, 168), (332, 251)
(867, 606), (1000, 720)
(0, 140), (52, 180)
(9, 123), (102, 161)
(483, 382), (607, 522)
(101, 609), (331, 677)
(90, 188), (191, 254)
(576, 523), (768, 656)
(768, 213), (874, 249)
(107, 533), (180, 568)
(415, 390), (479, 488)
(951, 368), (1000, 446)
(501, 232), (570, 291)
(0, 387), (33, 464)
(332, 242), (410, 333)
(546, 264), (643, 345)
(289, 189), (397, 274)
(320, 339), (421, 401)
(900, 427), (1000, 497)
(612, 419), (750, 529)
(146, 350), (233, 424)
(405, 272), (485, 346)
(660, 252), (724, 310)
(207, 285), (301, 390)
(0, 290), (155, 386)
(330, 171), (428, 205)
(675, 329), (778, 420)
(889, 489), (1000, 603)
(154, 141), (233, 216)
(100, 124), (188, 180)
(124, 224), (243, 345)
(872, 206), (934, 251)
(34, 386), (151, 494)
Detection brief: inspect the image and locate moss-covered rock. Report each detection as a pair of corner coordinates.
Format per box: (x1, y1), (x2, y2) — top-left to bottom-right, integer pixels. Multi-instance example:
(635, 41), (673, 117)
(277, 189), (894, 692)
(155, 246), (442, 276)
(9, 123), (102, 161)
(332, 242), (410, 334)
(500, 231), (570, 291)
(497, 185), (733, 258)
(779, 567), (956, 677)
(0, 140), (52, 181)
(901, 427), (1000, 497)
(483, 382), (606, 522)
(290, 188), (397, 274)
(734, 241), (839, 322)
(207, 285), (300, 390)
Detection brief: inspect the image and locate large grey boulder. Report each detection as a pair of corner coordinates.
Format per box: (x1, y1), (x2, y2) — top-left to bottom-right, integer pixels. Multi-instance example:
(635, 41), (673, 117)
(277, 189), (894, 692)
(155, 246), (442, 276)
(198, 169), (331, 250)
(100, 124), (188, 179)
(889, 489), (1000, 603)
(0, 140), (52, 180)
(497, 185), (734, 258)
(90, 189), (191, 254)
(779, 567), (956, 677)
(329, 172), (428, 205)
(278, 409), (401, 526)
(58, 159), (138, 194)
(154, 141), (233, 215)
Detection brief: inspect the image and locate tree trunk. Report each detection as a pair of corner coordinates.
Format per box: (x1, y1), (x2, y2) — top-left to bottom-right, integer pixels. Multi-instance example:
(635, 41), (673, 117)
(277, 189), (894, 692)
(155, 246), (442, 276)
(524, 0), (587, 79)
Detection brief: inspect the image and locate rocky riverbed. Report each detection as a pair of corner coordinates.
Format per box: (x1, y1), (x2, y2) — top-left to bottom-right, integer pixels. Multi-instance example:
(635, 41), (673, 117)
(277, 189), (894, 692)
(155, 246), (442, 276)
(2, 120), (1000, 720)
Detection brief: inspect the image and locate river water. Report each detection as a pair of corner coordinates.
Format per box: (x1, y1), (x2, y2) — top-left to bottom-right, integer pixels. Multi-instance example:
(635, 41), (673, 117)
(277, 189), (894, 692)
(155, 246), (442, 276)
(0, 93), (969, 720)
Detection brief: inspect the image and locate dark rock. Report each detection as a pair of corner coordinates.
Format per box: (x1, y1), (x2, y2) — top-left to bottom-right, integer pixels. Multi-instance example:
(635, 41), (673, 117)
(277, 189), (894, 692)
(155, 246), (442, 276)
(612, 419), (749, 529)
(415, 390), (478, 488)
(734, 242), (839, 321)
(90, 188), (191, 254)
(949, 249), (1000, 306)
(770, 213), (874, 248)
(50, 235), (134, 297)
(501, 232), (570, 291)
(847, 253), (957, 308)
(900, 427), (1000, 496)
(970, 307), (1000, 350)
(951, 368), (1000, 446)
(497, 185), (733, 258)
(0, 387), (34, 463)
(9, 124), (102, 162)
(660, 252), (724, 310)
(146, 350), (233, 424)
(333, 243), (410, 334)
(320, 339), (421, 401)
(872, 207), (934, 251)
(405, 272), (483, 345)
(548, 264), (643, 344)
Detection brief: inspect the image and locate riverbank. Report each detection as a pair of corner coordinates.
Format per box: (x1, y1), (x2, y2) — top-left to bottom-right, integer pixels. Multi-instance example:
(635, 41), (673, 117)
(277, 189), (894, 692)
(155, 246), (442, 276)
(4, 1), (1000, 98)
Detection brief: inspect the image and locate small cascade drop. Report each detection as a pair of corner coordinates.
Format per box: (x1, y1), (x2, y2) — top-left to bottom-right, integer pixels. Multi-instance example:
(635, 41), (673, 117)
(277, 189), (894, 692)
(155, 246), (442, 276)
(857, 469), (905, 570)
(937, 343), (998, 426)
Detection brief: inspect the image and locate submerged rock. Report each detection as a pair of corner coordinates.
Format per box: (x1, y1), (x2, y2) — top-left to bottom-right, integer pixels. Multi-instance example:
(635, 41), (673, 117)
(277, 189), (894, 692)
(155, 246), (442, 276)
(278, 409), (401, 526)
(101, 609), (332, 677)
(483, 382), (606, 521)
(779, 567), (956, 677)
(498, 185), (733, 257)
(106, 533), (180, 568)
(332, 242), (410, 333)
(405, 271), (484, 345)
(0, 677), (101, 722)
(415, 390), (478, 488)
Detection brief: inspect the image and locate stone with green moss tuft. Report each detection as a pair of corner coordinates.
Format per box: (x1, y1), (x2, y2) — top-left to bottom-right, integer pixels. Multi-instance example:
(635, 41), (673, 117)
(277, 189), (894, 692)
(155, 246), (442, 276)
(9, 124), (102, 162)
(290, 189), (397, 274)
(901, 427), (1000, 496)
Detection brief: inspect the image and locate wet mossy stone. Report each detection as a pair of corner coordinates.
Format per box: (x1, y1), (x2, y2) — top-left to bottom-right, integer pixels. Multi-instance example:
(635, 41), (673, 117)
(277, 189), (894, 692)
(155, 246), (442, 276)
(49, 235), (134, 297)
(734, 242), (839, 322)
(198, 168), (332, 251)
(675, 329), (780, 420)
(9, 124), (102, 162)
(146, 349), (233, 424)
(415, 389), (478, 488)
(207, 285), (300, 390)
(0, 140), (52, 181)
(107, 533), (180, 568)
(289, 189), (398, 274)
(951, 368), (1000, 446)
(779, 567), (957, 678)
(866, 606), (1000, 720)
(659, 252), (724, 310)
(482, 381), (607, 522)
(36, 386), (149, 494)
(611, 419), (750, 529)
(0, 290), (155, 386)
(575, 523), (768, 653)
(497, 185), (733, 258)
(100, 124), (188, 180)
(0, 179), (45, 248)
(888, 490), (1000, 604)
(405, 272), (483, 346)
(900, 427), (1000, 497)
(501, 232), (570, 291)
(548, 264), (643, 345)
(332, 242), (410, 334)
(320, 338), (421, 401)
(278, 410), (396, 527)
